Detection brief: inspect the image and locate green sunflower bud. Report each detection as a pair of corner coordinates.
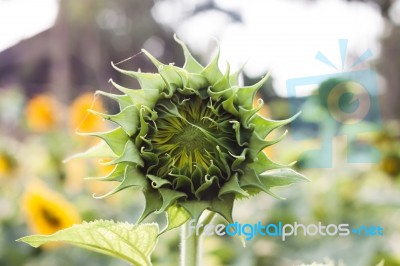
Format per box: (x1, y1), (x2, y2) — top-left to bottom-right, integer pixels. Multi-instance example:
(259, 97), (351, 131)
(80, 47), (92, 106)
(68, 35), (307, 223)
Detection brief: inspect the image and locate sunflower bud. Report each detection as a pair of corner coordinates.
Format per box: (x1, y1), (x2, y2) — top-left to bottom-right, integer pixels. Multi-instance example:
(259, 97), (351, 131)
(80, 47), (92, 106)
(69, 35), (307, 223)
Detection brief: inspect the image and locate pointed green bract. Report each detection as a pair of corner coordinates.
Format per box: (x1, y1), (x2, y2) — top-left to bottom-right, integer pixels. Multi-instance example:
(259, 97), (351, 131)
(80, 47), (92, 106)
(63, 141), (117, 163)
(89, 105), (139, 136)
(71, 35), (306, 224)
(162, 205), (191, 233)
(95, 90), (133, 110)
(260, 168), (309, 187)
(173, 34), (204, 73)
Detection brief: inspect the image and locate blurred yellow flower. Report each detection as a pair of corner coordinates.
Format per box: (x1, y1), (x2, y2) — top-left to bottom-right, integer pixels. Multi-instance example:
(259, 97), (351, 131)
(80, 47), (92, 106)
(96, 158), (116, 176)
(22, 181), (81, 239)
(0, 151), (16, 178)
(381, 154), (400, 177)
(254, 93), (271, 118)
(25, 94), (60, 132)
(69, 92), (106, 132)
(64, 159), (87, 194)
(64, 158), (116, 195)
(86, 159), (121, 202)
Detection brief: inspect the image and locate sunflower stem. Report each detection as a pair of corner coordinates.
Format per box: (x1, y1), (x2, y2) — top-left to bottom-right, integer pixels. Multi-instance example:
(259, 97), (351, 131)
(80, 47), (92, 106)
(180, 212), (216, 266)
(181, 221), (201, 266)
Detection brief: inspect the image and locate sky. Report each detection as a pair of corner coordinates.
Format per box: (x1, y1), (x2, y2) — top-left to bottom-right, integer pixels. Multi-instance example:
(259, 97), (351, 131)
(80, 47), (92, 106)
(0, 0), (386, 96)
(0, 0), (58, 52)
(153, 0), (385, 96)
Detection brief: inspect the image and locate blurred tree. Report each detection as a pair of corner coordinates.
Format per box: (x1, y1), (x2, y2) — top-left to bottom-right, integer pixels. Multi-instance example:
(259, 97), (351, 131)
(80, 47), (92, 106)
(346, 0), (400, 120)
(377, 25), (400, 120)
(0, 0), (184, 103)
(346, 0), (394, 17)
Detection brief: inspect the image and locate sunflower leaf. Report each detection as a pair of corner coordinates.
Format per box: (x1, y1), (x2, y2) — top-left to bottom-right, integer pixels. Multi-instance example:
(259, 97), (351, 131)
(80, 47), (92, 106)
(18, 220), (159, 266)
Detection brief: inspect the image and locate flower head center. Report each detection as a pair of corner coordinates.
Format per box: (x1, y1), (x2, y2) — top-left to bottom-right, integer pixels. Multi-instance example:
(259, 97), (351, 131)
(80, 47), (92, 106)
(143, 93), (245, 199)
(171, 124), (208, 150)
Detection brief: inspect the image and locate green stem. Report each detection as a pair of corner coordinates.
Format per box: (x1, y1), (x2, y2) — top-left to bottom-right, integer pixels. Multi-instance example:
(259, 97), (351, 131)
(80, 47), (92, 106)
(181, 221), (200, 266)
(180, 212), (216, 266)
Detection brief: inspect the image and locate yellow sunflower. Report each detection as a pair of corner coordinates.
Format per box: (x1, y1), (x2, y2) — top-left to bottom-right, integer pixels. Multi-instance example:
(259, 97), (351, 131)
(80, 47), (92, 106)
(253, 92), (271, 118)
(64, 159), (87, 193)
(25, 94), (60, 132)
(69, 92), (107, 132)
(22, 181), (81, 242)
(381, 153), (400, 177)
(86, 159), (122, 202)
(0, 151), (16, 179)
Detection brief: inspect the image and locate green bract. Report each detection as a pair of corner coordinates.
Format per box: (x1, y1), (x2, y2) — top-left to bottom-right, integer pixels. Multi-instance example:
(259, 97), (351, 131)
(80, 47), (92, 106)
(71, 35), (307, 223)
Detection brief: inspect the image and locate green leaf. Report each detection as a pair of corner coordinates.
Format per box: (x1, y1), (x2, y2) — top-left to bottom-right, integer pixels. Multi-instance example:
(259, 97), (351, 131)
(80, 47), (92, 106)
(259, 168), (309, 187)
(162, 205), (190, 233)
(18, 220), (159, 266)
